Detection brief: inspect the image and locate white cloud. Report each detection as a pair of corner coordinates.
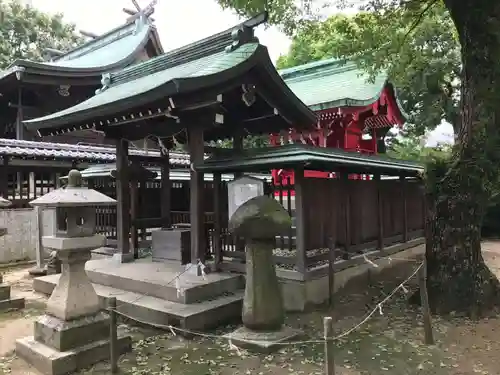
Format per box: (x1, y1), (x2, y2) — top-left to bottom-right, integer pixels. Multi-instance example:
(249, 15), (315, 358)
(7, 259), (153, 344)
(424, 121), (455, 147)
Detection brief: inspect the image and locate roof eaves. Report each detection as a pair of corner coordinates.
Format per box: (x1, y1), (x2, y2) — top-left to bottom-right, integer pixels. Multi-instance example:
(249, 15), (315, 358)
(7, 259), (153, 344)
(198, 145), (423, 174)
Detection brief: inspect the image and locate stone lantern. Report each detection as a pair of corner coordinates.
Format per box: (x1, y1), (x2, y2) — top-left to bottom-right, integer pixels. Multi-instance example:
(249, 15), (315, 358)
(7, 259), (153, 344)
(16, 170), (131, 375)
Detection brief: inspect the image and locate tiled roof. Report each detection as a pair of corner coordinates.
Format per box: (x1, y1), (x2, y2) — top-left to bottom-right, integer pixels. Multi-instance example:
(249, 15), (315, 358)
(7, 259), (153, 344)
(25, 42), (260, 129)
(279, 59), (389, 111)
(0, 138), (190, 166)
(24, 13), (316, 137)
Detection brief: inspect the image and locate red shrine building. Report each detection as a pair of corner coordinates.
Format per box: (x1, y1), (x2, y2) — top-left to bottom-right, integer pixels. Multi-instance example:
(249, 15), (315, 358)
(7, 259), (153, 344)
(272, 58), (407, 183)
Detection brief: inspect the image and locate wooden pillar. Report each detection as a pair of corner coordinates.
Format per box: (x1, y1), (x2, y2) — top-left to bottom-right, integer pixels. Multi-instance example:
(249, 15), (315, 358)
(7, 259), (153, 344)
(233, 132), (244, 179)
(342, 173), (351, 259)
(0, 157), (9, 199)
(16, 86), (24, 140)
(233, 132), (245, 252)
(160, 150), (171, 228)
(375, 174), (384, 251)
(130, 182), (139, 259)
(400, 176), (408, 242)
(116, 139), (131, 262)
(189, 126), (206, 264)
(213, 172), (222, 270)
(294, 165), (307, 273)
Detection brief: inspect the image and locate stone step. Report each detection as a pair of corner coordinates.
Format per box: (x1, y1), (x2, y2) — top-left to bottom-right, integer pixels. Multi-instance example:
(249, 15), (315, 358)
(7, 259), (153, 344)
(84, 263), (244, 304)
(33, 274), (243, 331)
(0, 296), (25, 311)
(0, 284), (10, 300)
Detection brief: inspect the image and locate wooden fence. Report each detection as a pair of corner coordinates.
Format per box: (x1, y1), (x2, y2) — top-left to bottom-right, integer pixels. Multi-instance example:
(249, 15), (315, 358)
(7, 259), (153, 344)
(215, 175), (425, 273)
(0, 165), (425, 275)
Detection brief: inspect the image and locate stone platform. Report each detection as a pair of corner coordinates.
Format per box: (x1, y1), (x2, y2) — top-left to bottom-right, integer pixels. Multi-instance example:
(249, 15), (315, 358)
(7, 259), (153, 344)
(33, 258), (245, 331)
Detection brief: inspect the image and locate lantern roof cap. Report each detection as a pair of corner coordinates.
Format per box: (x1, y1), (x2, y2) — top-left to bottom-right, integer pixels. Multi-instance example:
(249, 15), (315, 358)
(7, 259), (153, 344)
(29, 169), (116, 208)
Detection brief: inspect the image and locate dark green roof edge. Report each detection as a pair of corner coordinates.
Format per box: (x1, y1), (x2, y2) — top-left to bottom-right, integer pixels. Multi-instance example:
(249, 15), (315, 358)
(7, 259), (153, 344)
(197, 144), (423, 175)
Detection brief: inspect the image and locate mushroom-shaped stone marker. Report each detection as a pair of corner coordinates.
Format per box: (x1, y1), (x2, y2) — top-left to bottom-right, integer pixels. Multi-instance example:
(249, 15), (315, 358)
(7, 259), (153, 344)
(229, 195), (292, 332)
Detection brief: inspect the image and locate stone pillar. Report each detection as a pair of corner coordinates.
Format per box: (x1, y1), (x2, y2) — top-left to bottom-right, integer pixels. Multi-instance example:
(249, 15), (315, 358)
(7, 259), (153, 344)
(16, 170), (132, 375)
(0, 196), (24, 311)
(225, 195), (301, 352)
(0, 271), (25, 311)
(29, 206), (48, 276)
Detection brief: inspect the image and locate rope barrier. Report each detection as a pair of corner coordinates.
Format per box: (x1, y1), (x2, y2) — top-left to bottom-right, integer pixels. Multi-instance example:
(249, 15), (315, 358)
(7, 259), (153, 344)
(107, 261), (424, 346)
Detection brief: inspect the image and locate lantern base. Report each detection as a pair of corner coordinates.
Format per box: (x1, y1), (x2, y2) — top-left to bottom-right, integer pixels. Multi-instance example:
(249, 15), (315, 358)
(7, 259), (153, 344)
(16, 312), (131, 375)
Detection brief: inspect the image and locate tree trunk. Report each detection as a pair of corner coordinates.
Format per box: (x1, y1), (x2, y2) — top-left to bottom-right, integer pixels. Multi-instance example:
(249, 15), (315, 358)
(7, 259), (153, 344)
(423, 0), (500, 316)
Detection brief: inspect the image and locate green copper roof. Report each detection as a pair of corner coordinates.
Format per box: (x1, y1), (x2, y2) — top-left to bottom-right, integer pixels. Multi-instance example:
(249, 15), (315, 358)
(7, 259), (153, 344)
(2, 16), (158, 76)
(196, 144), (423, 176)
(47, 19), (153, 69)
(279, 58), (390, 111)
(24, 17), (317, 137)
(24, 43), (260, 128)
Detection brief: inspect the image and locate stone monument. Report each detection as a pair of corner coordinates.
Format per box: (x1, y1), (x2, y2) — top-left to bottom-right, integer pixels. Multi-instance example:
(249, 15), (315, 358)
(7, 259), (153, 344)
(0, 271), (25, 311)
(224, 195), (300, 352)
(227, 175), (264, 220)
(0, 196), (25, 311)
(16, 170), (132, 375)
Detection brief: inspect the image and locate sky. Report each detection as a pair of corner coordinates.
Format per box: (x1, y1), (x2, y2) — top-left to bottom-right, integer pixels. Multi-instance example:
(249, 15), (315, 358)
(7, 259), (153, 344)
(30, 0), (292, 62)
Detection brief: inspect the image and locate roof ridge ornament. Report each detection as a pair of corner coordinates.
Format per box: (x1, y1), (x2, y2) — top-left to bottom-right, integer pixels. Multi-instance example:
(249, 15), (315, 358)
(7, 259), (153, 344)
(225, 26), (259, 53)
(96, 73), (111, 94)
(224, 12), (268, 53)
(131, 0), (157, 34)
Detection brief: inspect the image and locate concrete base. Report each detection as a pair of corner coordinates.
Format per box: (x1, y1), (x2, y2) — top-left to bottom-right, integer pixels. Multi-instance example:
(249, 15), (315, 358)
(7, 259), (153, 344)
(16, 333), (131, 375)
(112, 252), (135, 264)
(280, 240), (425, 311)
(0, 297), (25, 311)
(225, 326), (301, 353)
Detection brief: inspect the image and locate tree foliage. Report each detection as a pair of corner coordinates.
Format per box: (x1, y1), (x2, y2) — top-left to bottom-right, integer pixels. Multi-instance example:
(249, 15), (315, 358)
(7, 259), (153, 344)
(0, 0), (83, 68)
(218, 0), (500, 317)
(386, 133), (451, 162)
(276, 6), (460, 136)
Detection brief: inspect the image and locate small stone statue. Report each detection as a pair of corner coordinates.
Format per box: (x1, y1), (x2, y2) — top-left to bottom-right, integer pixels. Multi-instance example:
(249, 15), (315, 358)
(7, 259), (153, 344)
(46, 250), (61, 275)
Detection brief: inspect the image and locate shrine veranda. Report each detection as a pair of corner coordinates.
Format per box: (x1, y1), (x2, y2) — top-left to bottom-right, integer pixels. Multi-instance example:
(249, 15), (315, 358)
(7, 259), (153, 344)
(0, 13), (426, 327)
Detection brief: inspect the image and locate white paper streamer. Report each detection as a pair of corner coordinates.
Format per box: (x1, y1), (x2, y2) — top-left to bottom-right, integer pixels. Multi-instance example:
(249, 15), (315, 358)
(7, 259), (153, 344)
(168, 325), (177, 336)
(228, 339), (241, 356)
(363, 254), (379, 268)
(378, 304), (383, 315)
(175, 276), (184, 298)
(198, 261), (207, 280)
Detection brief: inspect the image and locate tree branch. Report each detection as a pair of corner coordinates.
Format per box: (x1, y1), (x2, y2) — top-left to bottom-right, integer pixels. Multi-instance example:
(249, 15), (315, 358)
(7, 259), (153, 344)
(400, 0), (440, 47)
